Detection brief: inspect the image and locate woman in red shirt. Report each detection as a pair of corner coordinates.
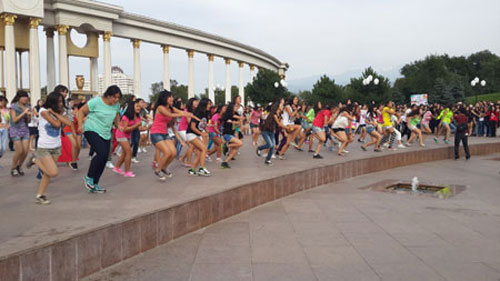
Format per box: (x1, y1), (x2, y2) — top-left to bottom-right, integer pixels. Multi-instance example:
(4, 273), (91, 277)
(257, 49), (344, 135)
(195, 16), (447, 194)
(486, 105), (499, 137)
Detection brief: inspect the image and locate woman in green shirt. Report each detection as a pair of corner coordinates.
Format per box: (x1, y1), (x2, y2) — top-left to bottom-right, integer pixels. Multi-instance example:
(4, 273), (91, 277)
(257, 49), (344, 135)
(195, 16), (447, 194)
(405, 107), (425, 147)
(434, 106), (452, 144)
(77, 85), (122, 193)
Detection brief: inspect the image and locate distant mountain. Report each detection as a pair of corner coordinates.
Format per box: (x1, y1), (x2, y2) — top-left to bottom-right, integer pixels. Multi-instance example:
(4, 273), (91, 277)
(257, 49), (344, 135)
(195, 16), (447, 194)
(287, 67), (403, 93)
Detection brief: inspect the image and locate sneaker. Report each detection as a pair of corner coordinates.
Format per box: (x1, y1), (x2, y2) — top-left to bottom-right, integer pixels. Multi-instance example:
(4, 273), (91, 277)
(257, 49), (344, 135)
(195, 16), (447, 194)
(106, 161), (114, 169)
(271, 154), (277, 159)
(123, 171), (136, 178)
(142, 147), (147, 153)
(36, 194), (51, 205)
(265, 160), (273, 166)
(131, 158), (140, 164)
(420, 143), (426, 147)
(112, 167), (125, 175)
(444, 140), (450, 144)
(256, 148), (261, 157)
(206, 156), (213, 162)
(188, 168), (198, 176)
(308, 149), (314, 153)
(16, 166), (24, 176)
(313, 154), (323, 159)
(433, 137), (438, 143)
(216, 157), (222, 163)
(154, 170), (167, 181)
(397, 144), (407, 149)
(92, 184), (107, 193)
(83, 176), (95, 191)
(162, 169), (173, 178)
(383, 143), (390, 148)
(26, 154), (36, 169)
(221, 162), (230, 169)
(198, 167), (211, 177)
(374, 148), (382, 152)
(181, 162), (191, 168)
(361, 146), (367, 151)
(342, 149), (349, 154)
(152, 161), (158, 168)
(279, 155), (287, 160)
(70, 162), (78, 171)
(294, 146), (303, 151)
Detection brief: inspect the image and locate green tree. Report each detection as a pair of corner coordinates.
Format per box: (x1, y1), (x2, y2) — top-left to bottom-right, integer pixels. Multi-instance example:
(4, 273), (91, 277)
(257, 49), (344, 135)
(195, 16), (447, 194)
(344, 67), (391, 104)
(245, 69), (289, 105)
(310, 75), (344, 106)
(149, 80), (188, 104)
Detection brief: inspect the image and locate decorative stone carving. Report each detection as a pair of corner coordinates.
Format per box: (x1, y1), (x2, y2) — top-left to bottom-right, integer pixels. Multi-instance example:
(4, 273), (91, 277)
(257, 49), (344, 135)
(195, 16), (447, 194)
(103, 31), (112, 42)
(29, 17), (41, 28)
(56, 24), (69, 35)
(0, 13), (17, 25)
(162, 45), (169, 53)
(75, 75), (85, 90)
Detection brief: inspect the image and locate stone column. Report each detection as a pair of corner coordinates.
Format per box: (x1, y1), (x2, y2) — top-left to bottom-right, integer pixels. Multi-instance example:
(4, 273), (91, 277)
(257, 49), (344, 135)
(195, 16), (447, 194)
(29, 18), (41, 102)
(225, 58), (231, 104)
(57, 24), (69, 87)
(250, 65), (255, 82)
(1, 14), (17, 101)
(90, 57), (98, 92)
(132, 39), (141, 97)
(187, 50), (194, 99)
(208, 54), (215, 102)
(162, 45), (170, 91)
(238, 61), (244, 105)
(45, 28), (56, 92)
(102, 31), (112, 89)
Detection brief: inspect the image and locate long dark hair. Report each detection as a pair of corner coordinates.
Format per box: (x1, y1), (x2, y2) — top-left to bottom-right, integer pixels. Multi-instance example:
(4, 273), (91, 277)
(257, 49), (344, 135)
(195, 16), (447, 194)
(222, 102), (235, 121)
(12, 90), (29, 104)
(186, 97), (198, 113)
(103, 85), (122, 98)
(43, 92), (64, 113)
(123, 100), (139, 121)
(155, 90), (174, 115)
(195, 98), (210, 119)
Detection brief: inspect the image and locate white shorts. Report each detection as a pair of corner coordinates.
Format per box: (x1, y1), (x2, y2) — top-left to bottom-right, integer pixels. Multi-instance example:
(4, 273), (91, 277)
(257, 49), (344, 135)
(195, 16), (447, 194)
(178, 130), (187, 141)
(186, 133), (199, 142)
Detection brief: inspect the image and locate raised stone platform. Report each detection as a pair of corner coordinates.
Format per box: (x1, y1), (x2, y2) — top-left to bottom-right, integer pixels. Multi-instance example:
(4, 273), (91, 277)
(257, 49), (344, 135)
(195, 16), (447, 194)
(0, 137), (499, 280)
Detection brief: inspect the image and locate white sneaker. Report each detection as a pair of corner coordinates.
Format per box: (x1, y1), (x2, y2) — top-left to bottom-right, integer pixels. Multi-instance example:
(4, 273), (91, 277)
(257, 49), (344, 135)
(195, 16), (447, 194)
(383, 143), (390, 148)
(106, 161), (114, 169)
(271, 154), (277, 159)
(398, 144), (406, 149)
(206, 156), (213, 162)
(342, 149), (349, 153)
(142, 147), (147, 153)
(131, 158), (140, 164)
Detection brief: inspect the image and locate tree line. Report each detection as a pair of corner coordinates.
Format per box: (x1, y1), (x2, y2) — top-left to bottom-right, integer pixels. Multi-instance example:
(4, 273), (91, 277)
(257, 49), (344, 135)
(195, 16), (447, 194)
(149, 50), (500, 106)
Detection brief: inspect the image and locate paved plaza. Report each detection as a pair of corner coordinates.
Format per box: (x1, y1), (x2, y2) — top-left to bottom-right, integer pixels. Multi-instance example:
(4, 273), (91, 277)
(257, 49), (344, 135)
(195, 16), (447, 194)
(0, 137), (499, 280)
(81, 153), (500, 281)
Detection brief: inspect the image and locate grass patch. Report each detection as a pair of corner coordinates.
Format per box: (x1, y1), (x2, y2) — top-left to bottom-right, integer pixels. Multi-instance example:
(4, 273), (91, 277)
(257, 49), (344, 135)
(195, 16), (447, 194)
(465, 92), (500, 104)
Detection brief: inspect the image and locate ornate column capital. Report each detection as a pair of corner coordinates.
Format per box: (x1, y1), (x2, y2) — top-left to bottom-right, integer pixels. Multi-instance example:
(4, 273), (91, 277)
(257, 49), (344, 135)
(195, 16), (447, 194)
(56, 24), (69, 35)
(250, 65), (255, 71)
(162, 45), (170, 53)
(103, 31), (112, 42)
(225, 58), (231, 65)
(44, 28), (55, 38)
(1, 13), (17, 25)
(238, 61), (244, 68)
(29, 18), (42, 29)
(187, 50), (194, 58)
(207, 54), (215, 62)
(132, 39), (141, 48)
(279, 74), (285, 79)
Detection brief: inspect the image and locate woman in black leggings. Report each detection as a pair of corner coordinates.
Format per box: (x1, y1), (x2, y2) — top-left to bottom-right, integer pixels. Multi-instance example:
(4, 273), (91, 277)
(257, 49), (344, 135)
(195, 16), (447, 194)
(77, 86), (122, 193)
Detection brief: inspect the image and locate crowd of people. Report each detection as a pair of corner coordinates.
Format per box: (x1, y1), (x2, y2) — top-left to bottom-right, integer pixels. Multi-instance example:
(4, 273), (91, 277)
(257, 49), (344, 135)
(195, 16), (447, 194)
(1, 85), (499, 205)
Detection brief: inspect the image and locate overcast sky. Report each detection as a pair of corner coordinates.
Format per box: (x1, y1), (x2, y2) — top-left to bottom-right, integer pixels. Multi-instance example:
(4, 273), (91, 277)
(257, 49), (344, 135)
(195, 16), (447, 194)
(32, 0), (500, 99)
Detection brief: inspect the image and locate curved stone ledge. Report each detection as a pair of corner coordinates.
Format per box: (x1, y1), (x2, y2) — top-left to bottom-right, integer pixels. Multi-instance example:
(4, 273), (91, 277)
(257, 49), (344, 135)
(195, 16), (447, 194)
(1, 142), (499, 280)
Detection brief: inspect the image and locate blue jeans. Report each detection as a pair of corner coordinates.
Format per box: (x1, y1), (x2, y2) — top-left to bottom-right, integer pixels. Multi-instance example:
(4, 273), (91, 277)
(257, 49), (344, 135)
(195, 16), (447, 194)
(131, 129), (140, 157)
(258, 131), (275, 161)
(0, 129), (8, 157)
(476, 120), (484, 136)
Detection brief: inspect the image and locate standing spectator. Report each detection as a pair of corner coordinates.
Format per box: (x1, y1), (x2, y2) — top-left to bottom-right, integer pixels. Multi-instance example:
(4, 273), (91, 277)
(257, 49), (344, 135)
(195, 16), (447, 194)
(0, 96), (10, 158)
(454, 107), (470, 160)
(486, 105), (499, 137)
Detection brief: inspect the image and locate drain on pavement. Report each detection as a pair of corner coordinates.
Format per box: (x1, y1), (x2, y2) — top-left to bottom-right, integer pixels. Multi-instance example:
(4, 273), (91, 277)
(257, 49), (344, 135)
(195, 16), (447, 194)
(360, 180), (466, 199)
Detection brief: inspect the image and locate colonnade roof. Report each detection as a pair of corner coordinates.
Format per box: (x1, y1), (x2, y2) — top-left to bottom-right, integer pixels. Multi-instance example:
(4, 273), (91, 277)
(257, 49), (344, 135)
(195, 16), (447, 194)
(40, 0), (288, 71)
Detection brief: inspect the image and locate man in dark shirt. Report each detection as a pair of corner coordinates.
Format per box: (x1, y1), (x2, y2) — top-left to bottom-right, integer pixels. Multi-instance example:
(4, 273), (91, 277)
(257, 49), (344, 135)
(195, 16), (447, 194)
(454, 107), (470, 160)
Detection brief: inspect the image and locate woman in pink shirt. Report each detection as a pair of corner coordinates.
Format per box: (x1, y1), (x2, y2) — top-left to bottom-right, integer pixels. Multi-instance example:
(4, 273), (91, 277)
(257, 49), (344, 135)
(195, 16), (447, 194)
(113, 100), (142, 177)
(421, 106), (433, 141)
(150, 91), (194, 181)
(250, 105), (263, 146)
(207, 104), (225, 162)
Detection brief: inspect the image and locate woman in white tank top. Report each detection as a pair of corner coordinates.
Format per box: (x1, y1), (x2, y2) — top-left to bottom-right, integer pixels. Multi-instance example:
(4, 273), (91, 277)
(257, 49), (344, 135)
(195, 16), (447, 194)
(277, 97), (302, 159)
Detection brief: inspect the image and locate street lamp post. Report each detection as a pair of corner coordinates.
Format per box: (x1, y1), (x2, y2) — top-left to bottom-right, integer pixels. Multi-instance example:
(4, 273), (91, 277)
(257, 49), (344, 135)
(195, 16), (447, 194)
(362, 75), (379, 102)
(470, 77), (486, 104)
(274, 79), (288, 89)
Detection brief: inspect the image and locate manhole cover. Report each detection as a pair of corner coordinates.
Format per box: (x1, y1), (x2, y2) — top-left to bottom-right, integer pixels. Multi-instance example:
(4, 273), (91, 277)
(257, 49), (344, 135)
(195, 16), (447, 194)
(360, 180), (466, 199)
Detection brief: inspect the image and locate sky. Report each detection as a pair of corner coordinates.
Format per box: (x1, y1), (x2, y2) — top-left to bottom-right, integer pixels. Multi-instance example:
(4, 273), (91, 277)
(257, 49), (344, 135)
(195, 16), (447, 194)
(26, 0), (500, 100)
